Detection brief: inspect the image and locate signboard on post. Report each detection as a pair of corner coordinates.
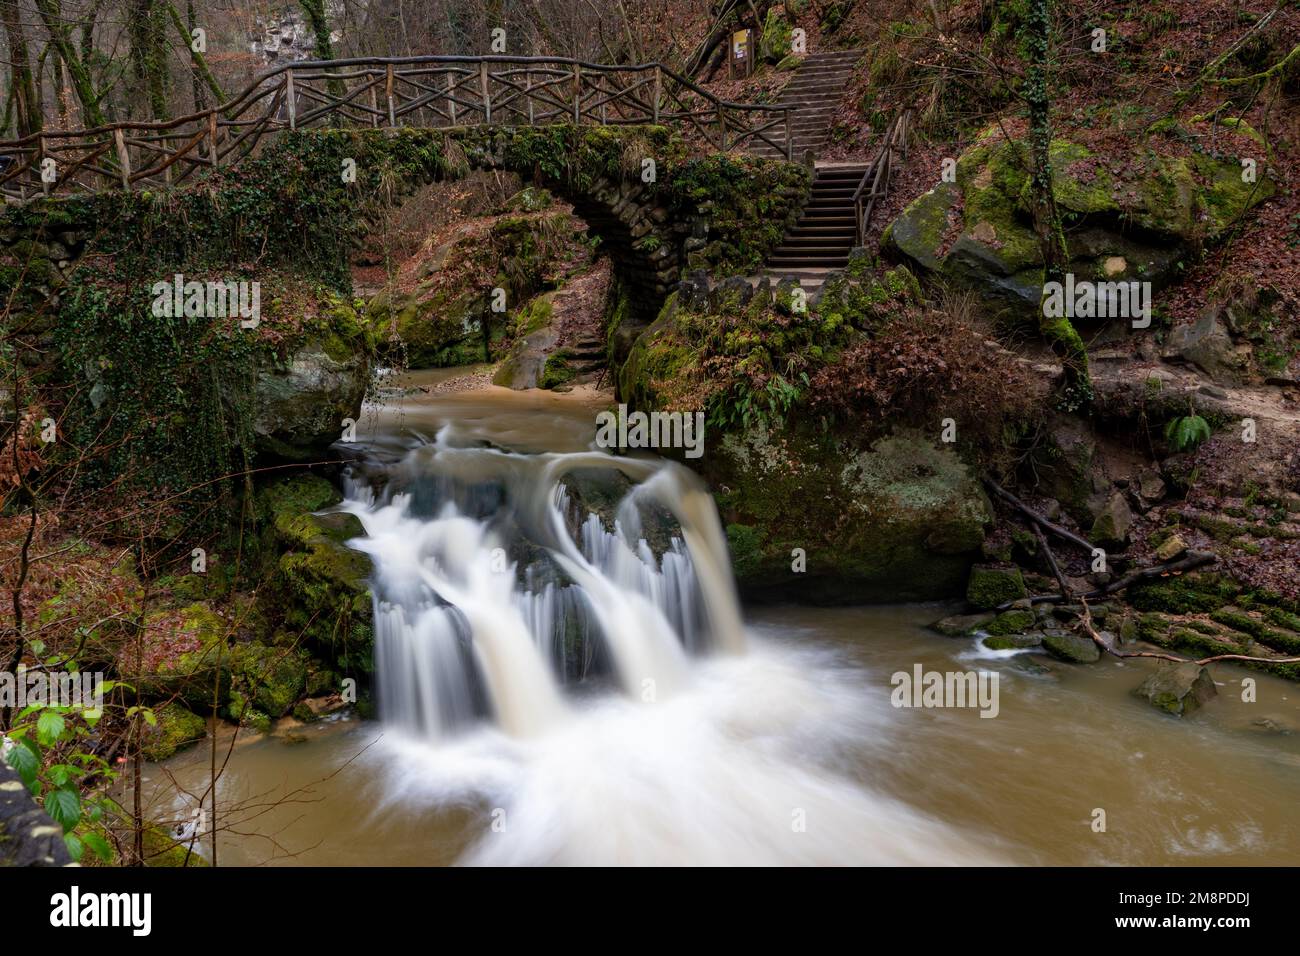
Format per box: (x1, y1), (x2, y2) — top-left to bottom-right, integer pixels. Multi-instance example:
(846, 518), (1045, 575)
(729, 29), (753, 79)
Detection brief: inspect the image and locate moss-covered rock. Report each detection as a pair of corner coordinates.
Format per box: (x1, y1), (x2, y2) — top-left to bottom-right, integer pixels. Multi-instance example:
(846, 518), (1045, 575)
(1042, 631), (1102, 663)
(141, 703), (207, 761)
(987, 608), (1036, 635)
(257, 474), (374, 676)
(708, 426), (992, 603)
(883, 131), (1275, 319)
(252, 317), (372, 461)
(966, 565), (1027, 610)
(1134, 662), (1216, 717)
(1128, 573), (1238, 614)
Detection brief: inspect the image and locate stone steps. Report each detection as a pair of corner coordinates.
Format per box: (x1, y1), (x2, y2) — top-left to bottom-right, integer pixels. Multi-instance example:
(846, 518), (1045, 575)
(764, 163), (869, 286)
(747, 49), (863, 161)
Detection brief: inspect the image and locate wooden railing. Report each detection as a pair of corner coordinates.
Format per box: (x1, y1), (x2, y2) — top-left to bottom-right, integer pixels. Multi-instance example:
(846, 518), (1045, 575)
(0, 55), (794, 201)
(852, 109), (911, 247)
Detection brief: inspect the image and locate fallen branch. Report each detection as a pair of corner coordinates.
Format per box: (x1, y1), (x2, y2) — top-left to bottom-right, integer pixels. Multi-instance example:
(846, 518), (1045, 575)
(984, 478), (1096, 555)
(1032, 521), (1072, 602)
(998, 549), (1219, 610)
(1078, 600), (1300, 667)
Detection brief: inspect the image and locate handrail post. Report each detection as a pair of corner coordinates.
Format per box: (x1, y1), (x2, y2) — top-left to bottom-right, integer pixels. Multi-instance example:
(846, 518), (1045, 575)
(38, 135), (48, 196)
(573, 63), (581, 123)
(717, 104), (726, 151)
(286, 70), (296, 129)
(652, 66), (661, 125)
(480, 61), (491, 124)
(385, 64), (396, 127)
(446, 70), (457, 126)
(785, 109), (792, 161)
(369, 73), (379, 127)
(113, 128), (131, 189)
(209, 112), (219, 168)
(526, 70), (534, 125)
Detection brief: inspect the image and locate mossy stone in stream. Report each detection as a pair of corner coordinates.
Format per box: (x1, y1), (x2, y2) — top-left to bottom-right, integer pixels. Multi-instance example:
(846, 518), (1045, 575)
(706, 426), (992, 603)
(966, 565), (1027, 610)
(982, 632), (1043, 650)
(986, 608), (1036, 636)
(931, 612), (997, 637)
(1041, 632), (1101, 663)
(1135, 662), (1216, 717)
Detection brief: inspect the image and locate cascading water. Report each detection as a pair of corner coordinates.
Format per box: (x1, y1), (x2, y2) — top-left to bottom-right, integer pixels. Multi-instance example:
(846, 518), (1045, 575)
(342, 434), (734, 737)
(334, 417), (1008, 865)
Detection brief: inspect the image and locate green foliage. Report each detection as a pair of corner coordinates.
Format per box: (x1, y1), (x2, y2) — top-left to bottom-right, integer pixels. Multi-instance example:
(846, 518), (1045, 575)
(4, 663), (121, 863)
(1164, 413), (1212, 452)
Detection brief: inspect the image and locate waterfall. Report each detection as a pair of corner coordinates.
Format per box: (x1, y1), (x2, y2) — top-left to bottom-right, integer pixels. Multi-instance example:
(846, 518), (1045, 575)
(341, 439), (746, 742)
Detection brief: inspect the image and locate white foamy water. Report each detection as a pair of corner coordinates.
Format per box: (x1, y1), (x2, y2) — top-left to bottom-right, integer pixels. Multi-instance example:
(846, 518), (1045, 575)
(336, 434), (1008, 864)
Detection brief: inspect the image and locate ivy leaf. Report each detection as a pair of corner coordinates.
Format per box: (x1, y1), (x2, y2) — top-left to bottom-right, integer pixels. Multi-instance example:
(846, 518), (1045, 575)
(44, 788), (81, 833)
(82, 832), (113, 863)
(37, 710), (66, 747)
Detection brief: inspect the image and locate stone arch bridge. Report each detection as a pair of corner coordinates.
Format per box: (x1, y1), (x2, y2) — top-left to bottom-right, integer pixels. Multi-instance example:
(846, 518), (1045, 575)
(0, 56), (810, 322)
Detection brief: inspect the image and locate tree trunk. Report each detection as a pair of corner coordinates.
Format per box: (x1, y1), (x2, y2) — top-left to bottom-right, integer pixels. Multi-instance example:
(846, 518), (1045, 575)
(1023, 0), (1091, 408)
(1, 0), (44, 135)
(127, 0), (171, 121)
(33, 0), (110, 127)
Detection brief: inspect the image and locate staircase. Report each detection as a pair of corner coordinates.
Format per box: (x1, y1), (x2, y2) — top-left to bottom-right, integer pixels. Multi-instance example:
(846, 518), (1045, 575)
(763, 163), (869, 289)
(748, 49), (863, 161)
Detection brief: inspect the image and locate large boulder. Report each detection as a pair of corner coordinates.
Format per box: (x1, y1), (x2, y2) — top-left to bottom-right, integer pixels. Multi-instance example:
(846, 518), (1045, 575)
(714, 426), (993, 603)
(883, 128), (1274, 320)
(1134, 662), (1217, 716)
(253, 337), (370, 461)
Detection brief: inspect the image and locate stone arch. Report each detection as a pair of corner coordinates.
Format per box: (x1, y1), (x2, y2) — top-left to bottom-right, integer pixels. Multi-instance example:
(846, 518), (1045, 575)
(352, 133), (688, 327)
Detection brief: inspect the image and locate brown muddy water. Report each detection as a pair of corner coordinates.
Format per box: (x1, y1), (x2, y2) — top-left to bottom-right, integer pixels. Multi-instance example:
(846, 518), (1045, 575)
(139, 369), (1300, 866)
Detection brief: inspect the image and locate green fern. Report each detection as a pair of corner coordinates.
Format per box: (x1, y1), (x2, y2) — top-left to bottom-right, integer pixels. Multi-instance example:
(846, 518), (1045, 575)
(1164, 413), (1211, 452)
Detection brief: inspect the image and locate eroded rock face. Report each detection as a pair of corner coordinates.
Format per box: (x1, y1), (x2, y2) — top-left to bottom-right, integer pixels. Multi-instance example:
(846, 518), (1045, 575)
(253, 339), (370, 461)
(883, 129), (1274, 319)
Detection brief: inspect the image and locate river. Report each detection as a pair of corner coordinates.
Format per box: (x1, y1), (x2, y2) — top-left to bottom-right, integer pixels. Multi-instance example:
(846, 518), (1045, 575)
(143, 368), (1300, 866)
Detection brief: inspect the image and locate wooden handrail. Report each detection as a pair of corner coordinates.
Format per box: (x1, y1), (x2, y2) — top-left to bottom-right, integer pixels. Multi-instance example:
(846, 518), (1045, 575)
(0, 55), (796, 200)
(852, 109), (910, 247)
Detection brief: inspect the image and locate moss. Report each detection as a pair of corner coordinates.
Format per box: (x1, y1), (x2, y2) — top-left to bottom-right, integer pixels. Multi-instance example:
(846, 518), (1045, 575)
(1128, 574), (1238, 614)
(987, 608), (1035, 635)
(515, 293), (555, 337)
(966, 565), (1027, 610)
(256, 475), (373, 677)
(1168, 628), (1248, 657)
(141, 703), (207, 761)
(539, 349), (576, 389)
(760, 10), (794, 61)
(142, 823), (208, 867)
(725, 523), (765, 579)
(234, 643), (310, 718)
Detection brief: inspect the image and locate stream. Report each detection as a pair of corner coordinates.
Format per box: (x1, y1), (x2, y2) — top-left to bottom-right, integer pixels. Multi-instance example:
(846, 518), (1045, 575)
(144, 369), (1300, 866)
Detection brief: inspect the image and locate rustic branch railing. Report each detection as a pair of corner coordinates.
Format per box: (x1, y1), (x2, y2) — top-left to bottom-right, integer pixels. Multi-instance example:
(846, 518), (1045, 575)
(0, 55), (793, 201)
(852, 108), (911, 247)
